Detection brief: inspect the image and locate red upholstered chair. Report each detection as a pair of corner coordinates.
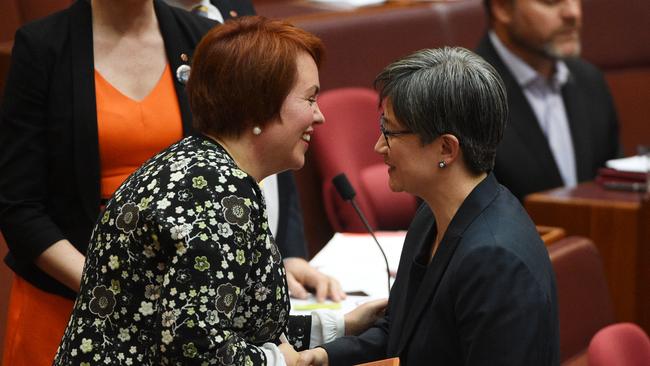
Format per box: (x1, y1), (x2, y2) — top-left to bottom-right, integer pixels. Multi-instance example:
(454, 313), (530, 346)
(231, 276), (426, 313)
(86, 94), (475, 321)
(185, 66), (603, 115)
(311, 87), (418, 232)
(546, 237), (615, 366)
(588, 323), (650, 366)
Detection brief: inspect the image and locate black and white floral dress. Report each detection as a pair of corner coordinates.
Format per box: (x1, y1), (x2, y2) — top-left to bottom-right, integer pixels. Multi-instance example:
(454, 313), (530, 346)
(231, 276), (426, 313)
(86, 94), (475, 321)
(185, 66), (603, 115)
(54, 135), (310, 365)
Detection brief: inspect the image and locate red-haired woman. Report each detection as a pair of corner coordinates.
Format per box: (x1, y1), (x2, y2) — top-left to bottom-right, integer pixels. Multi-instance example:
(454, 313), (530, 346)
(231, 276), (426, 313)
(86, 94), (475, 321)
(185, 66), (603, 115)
(0, 1), (341, 364)
(53, 17), (385, 366)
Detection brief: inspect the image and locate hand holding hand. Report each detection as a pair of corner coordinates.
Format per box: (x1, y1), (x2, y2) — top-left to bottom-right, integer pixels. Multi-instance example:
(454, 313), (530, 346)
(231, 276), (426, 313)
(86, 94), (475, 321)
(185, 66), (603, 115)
(297, 347), (329, 366)
(344, 298), (388, 336)
(284, 257), (346, 302)
(279, 342), (299, 366)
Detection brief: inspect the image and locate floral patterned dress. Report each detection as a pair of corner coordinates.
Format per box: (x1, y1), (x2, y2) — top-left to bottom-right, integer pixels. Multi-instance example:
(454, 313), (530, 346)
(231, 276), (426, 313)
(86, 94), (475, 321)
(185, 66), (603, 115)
(54, 135), (310, 365)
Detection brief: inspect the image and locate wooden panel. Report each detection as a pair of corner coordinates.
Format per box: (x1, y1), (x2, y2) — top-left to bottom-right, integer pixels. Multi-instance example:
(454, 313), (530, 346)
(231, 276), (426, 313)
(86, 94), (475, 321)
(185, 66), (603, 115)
(638, 197), (650, 332)
(525, 183), (649, 333)
(0, 0), (21, 42)
(0, 40), (13, 101)
(0, 232), (14, 362)
(356, 357), (400, 366)
(605, 69), (650, 156)
(538, 225), (567, 245)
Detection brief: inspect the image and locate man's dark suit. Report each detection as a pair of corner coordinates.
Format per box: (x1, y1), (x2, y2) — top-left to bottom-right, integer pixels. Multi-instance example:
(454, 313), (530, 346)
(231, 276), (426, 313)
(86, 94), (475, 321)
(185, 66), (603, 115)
(322, 174), (559, 365)
(476, 35), (620, 200)
(0, 0), (305, 299)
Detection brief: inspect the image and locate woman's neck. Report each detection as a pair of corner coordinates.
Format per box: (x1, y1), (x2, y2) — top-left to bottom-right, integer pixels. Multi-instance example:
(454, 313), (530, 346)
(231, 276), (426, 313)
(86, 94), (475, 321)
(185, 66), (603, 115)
(91, 0), (157, 35)
(423, 170), (487, 255)
(205, 133), (266, 183)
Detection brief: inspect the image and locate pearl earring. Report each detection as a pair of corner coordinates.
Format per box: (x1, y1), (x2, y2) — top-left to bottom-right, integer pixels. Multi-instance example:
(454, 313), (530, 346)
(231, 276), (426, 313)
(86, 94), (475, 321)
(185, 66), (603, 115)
(438, 161), (446, 168)
(252, 126), (262, 135)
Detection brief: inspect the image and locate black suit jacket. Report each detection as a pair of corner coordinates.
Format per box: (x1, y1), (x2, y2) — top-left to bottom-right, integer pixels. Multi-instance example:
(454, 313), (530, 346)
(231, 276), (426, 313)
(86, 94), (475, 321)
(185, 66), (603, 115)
(322, 174), (560, 365)
(476, 35), (620, 200)
(0, 0), (305, 299)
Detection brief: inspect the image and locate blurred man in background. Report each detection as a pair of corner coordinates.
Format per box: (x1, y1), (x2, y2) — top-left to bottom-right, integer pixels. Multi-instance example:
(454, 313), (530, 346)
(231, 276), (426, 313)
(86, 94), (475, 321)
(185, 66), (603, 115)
(478, 0), (620, 200)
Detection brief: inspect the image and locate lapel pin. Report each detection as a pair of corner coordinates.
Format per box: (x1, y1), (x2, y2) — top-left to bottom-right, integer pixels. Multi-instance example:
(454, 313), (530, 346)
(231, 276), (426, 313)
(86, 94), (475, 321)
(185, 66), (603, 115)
(176, 64), (191, 85)
(180, 53), (189, 62)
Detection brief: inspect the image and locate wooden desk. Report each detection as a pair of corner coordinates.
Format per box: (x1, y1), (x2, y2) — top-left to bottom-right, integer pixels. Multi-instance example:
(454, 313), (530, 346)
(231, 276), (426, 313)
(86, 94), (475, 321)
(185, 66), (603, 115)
(0, 40), (13, 101)
(525, 182), (650, 333)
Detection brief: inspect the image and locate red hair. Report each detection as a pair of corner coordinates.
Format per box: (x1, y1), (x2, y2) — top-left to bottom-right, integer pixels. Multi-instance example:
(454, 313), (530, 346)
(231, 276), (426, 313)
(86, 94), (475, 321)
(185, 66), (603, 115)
(187, 16), (324, 137)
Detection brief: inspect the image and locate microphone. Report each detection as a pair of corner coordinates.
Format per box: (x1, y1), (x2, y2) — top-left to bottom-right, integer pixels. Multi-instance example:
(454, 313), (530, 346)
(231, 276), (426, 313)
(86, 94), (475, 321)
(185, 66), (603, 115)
(332, 173), (392, 296)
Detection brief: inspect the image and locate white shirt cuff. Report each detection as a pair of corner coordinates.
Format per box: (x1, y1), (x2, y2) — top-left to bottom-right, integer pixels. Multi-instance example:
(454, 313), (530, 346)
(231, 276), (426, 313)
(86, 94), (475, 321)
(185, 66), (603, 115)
(309, 309), (345, 348)
(261, 342), (287, 366)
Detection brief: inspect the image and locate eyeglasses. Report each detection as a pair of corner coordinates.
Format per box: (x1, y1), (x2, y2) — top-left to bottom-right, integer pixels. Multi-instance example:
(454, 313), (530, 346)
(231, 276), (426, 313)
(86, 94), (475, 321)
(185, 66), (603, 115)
(379, 114), (413, 148)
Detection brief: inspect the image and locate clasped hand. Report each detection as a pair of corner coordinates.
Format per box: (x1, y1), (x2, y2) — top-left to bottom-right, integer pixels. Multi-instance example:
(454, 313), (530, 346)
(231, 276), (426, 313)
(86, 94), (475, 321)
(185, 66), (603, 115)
(284, 298), (388, 366)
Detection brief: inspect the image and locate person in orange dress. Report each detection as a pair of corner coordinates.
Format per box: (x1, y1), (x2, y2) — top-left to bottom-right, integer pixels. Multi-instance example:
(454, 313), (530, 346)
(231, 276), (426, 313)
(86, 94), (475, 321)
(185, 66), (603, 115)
(0, 1), (212, 364)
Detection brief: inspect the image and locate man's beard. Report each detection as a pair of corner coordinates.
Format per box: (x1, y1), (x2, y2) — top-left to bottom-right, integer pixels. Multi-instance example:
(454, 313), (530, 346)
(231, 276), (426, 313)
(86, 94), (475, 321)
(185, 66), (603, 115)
(510, 28), (582, 61)
(542, 33), (582, 60)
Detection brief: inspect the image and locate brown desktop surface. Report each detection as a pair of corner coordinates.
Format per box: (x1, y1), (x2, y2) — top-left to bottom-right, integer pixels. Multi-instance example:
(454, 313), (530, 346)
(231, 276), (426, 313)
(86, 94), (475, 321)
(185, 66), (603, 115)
(525, 182), (650, 333)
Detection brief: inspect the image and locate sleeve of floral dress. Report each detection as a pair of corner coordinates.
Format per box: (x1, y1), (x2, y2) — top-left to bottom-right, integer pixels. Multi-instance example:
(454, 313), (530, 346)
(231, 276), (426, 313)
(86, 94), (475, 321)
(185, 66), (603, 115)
(287, 315), (312, 351)
(152, 163), (274, 364)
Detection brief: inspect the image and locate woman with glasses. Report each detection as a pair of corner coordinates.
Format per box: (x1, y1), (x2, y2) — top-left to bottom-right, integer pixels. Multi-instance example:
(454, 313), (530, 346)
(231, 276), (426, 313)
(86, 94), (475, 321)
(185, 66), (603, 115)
(298, 47), (560, 365)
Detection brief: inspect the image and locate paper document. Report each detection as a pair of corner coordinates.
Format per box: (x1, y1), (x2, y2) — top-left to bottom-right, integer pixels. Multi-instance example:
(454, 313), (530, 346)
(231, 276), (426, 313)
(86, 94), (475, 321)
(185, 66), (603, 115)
(309, 231), (406, 298)
(290, 294), (382, 316)
(289, 231), (405, 315)
(606, 155), (648, 173)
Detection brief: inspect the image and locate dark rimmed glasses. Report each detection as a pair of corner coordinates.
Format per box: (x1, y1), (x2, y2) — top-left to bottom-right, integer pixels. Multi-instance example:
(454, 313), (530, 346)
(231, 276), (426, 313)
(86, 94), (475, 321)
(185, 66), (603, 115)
(379, 114), (413, 148)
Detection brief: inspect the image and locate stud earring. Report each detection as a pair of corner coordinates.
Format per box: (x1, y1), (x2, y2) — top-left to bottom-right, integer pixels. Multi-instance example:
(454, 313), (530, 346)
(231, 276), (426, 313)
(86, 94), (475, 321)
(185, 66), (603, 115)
(252, 126), (262, 135)
(438, 161), (446, 168)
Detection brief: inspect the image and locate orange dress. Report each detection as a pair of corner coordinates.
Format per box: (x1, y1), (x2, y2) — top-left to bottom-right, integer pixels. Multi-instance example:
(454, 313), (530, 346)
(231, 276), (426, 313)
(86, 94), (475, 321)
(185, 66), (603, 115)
(1, 64), (182, 366)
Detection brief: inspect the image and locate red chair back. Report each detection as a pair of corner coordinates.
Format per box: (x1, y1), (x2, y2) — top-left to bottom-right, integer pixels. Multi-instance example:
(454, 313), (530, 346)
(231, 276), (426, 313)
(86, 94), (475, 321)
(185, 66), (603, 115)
(588, 323), (650, 366)
(547, 236), (615, 364)
(312, 87), (417, 232)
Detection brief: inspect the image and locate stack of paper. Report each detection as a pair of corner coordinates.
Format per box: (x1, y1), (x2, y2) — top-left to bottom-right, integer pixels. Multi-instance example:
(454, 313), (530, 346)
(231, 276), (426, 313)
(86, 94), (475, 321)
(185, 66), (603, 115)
(290, 231), (406, 315)
(605, 155), (648, 173)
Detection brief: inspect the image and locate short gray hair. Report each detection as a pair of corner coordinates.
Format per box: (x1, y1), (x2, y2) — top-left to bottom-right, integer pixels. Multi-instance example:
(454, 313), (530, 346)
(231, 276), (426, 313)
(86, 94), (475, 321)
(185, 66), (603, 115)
(374, 47), (507, 174)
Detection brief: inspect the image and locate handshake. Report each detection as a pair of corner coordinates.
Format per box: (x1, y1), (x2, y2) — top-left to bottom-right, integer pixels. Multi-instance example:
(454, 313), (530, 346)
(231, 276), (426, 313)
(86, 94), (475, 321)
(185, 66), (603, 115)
(281, 298), (388, 366)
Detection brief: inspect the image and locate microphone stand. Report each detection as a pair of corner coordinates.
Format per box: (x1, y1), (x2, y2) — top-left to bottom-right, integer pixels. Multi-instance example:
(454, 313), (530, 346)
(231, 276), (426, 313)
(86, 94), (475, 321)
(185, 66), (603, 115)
(349, 199), (392, 297)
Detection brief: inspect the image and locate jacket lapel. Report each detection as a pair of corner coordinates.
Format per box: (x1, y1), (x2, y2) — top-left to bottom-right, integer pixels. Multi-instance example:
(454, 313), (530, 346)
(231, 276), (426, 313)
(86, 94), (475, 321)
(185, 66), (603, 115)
(70, 0), (101, 221)
(154, 0), (201, 136)
(210, 0), (257, 19)
(477, 36), (563, 186)
(395, 174), (501, 355)
(386, 207), (437, 354)
(394, 229), (461, 355)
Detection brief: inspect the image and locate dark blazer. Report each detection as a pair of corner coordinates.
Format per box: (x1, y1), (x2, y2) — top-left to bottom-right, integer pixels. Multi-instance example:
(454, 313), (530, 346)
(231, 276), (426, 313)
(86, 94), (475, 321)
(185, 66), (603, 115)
(322, 174), (560, 365)
(0, 0), (305, 299)
(210, 0), (256, 19)
(476, 35), (620, 200)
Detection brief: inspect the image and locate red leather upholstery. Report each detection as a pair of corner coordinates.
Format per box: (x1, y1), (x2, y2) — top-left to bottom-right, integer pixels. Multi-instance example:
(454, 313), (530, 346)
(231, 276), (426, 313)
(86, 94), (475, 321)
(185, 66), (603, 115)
(311, 87), (417, 232)
(295, 0), (484, 92)
(580, 0), (650, 156)
(588, 322), (650, 366)
(547, 237), (615, 365)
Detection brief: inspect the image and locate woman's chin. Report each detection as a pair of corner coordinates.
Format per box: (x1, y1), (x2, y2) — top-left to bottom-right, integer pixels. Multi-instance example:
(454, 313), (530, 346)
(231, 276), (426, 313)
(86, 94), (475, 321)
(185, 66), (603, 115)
(388, 178), (403, 193)
(286, 156), (305, 171)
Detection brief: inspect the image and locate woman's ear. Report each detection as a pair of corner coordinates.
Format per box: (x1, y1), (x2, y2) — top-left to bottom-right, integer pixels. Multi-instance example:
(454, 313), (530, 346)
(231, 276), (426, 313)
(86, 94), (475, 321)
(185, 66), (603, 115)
(439, 134), (461, 165)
